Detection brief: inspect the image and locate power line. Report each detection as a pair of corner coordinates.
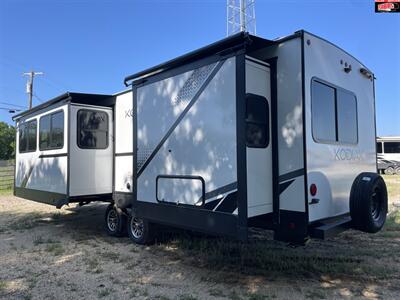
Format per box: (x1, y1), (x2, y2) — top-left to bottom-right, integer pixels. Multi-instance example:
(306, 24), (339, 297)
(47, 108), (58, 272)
(0, 101), (27, 108)
(33, 93), (44, 103)
(0, 107), (22, 113)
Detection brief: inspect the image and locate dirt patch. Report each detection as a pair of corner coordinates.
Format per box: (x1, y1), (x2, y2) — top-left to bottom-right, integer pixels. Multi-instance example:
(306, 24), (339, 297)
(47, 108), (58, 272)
(0, 177), (399, 299)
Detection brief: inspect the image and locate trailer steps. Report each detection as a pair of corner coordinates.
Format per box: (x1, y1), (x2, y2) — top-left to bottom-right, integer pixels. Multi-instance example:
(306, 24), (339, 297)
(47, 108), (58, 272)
(309, 215), (352, 240)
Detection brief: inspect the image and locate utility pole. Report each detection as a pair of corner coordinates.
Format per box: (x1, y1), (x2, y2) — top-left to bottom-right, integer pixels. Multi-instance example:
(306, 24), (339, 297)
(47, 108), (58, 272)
(23, 71), (43, 109)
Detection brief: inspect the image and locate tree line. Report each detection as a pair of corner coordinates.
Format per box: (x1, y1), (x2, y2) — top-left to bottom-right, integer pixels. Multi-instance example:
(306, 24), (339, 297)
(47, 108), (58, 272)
(0, 121), (16, 160)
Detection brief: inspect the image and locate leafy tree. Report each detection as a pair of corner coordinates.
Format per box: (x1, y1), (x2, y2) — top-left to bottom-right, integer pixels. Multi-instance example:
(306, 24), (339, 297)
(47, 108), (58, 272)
(0, 121), (16, 160)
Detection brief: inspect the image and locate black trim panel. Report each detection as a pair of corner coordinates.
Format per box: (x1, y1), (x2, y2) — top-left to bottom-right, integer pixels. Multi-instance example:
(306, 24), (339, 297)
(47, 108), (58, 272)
(15, 187), (66, 207)
(273, 209), (308, 243)
(236, 53), (248, 241)
(278, 168), (305, 183)
(39, 153), (67, 158)
(214, 192), (237, 213)
(115, 152), (133, 157)
(134, 201), (239, 238)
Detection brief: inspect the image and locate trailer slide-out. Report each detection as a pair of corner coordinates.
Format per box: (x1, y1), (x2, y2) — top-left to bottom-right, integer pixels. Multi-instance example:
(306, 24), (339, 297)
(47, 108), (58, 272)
(13, 30), (388, 244)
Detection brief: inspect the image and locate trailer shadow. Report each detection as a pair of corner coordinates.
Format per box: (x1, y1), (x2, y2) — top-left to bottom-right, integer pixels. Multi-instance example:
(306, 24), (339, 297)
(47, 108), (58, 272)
(151, 211), (400, 284)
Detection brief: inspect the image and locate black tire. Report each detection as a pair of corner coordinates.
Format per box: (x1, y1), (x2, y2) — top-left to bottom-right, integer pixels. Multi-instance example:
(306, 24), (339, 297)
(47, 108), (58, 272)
(350, 172), (388, 233)
(127, 213), (155, 245)
(105, 204), (127, 237)
(384, 167), (395, 175)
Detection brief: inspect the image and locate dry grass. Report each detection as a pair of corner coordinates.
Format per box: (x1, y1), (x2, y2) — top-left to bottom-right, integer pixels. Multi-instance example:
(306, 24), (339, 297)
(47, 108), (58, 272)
(0, 175), (398, 299)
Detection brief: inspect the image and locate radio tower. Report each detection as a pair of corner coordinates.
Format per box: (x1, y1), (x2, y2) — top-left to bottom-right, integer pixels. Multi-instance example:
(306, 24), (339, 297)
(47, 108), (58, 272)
(227, 0), (256, 36)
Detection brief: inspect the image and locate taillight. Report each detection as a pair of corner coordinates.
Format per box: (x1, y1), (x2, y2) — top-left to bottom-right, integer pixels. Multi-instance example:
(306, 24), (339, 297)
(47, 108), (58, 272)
(310, 184), (317, 196)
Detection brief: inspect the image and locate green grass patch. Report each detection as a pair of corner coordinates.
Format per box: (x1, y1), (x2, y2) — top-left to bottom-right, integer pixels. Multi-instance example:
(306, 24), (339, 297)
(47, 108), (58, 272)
(0, 280), (7, 293)
(0, 188), (12, 196)
(383, 210), (400, 231)
(6, 212), (44, 231)
(84, 255), (103, 274)
(45, 242), (64, 256)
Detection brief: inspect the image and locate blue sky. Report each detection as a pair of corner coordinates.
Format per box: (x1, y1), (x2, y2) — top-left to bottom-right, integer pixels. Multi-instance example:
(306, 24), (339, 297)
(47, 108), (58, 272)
(0, 0), (399, 136)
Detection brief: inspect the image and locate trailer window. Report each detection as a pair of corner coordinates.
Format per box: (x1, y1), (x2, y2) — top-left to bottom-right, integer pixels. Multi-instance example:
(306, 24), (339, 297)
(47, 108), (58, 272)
(384, 142), (400, 154)
(337, 90), (358, 144)
(311, 81), (336, 142)
(19, 120), (37, 153)
(311, 79), (358, 145)
(39, 111), (64, 150)
(377, 142), (383, 154)
(245, 94), (269, 148)
(77, 109), (108, 149)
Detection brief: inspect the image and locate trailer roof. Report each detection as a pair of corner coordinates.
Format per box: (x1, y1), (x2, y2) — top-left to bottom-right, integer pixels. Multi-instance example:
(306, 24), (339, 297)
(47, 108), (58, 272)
(124, 31), (275, 86)
(12, 92), (113, 121)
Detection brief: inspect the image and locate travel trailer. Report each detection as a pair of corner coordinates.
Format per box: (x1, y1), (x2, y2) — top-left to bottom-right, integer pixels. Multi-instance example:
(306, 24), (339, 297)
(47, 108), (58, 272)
(377, 136), (400, 174)
(13, 31), (388, 244)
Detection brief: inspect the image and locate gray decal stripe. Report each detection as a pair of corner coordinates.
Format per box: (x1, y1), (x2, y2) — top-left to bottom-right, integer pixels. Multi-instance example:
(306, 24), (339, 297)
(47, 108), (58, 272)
(278, 168), (305, 183)
(137, 60), (226, 178)
(279, 179), (295, 195)
(202, 182), (237, 201)
(21, 165), (35, 188)
(198, 182), (238, 209)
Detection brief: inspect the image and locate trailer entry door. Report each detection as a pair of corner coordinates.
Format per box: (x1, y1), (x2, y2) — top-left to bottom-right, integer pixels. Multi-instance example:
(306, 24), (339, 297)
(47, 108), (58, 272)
(70, 105), (113, 196)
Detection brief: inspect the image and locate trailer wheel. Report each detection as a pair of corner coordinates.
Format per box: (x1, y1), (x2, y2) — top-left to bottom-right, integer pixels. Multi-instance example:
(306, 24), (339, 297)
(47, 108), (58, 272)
(395, 167), (400, 175)
(127, 214), (154, 245)
(384, 167), (395, 175)
(105, 204), (127, 237)
(350, 172), (388, 233)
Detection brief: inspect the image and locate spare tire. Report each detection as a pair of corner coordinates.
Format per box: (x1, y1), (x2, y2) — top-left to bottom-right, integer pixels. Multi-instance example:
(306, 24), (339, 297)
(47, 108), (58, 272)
(350, 172), (388, 233)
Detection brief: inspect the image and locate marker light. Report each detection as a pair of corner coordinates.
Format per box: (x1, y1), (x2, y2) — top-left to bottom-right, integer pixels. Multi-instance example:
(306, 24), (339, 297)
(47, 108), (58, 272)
(310, 184), (317, 196)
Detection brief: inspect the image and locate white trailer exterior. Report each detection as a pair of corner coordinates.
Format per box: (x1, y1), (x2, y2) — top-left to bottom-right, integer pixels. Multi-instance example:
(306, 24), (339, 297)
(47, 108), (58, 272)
(13, 31), (387, 243)
(376, 136), (400, 174)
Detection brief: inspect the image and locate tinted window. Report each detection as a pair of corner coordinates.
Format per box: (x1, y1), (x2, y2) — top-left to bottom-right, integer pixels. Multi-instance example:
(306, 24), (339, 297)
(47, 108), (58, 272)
(384, 142), (400, 154)
(246, 94), (269, 148)
(312, 82), (336, 142)
(377, 142), (383, 153)
(337, 90), (358, 144)
(51, 111), (64, 148)
(311, 79), (358, 145)
(19, 124), (27, 153)
(39, 115), (51, 150)
(39, 111), (64, 150)
(77, 109), (108, 149)
(19, 120), (37, 153)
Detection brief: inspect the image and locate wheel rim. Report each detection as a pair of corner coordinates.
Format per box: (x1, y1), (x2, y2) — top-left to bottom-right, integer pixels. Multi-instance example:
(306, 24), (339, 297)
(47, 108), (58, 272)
(371, 187), (382, 221)
(385, 167), (394, 175)
(130, 217), (144, 239)
(107, 208), (118, 232)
